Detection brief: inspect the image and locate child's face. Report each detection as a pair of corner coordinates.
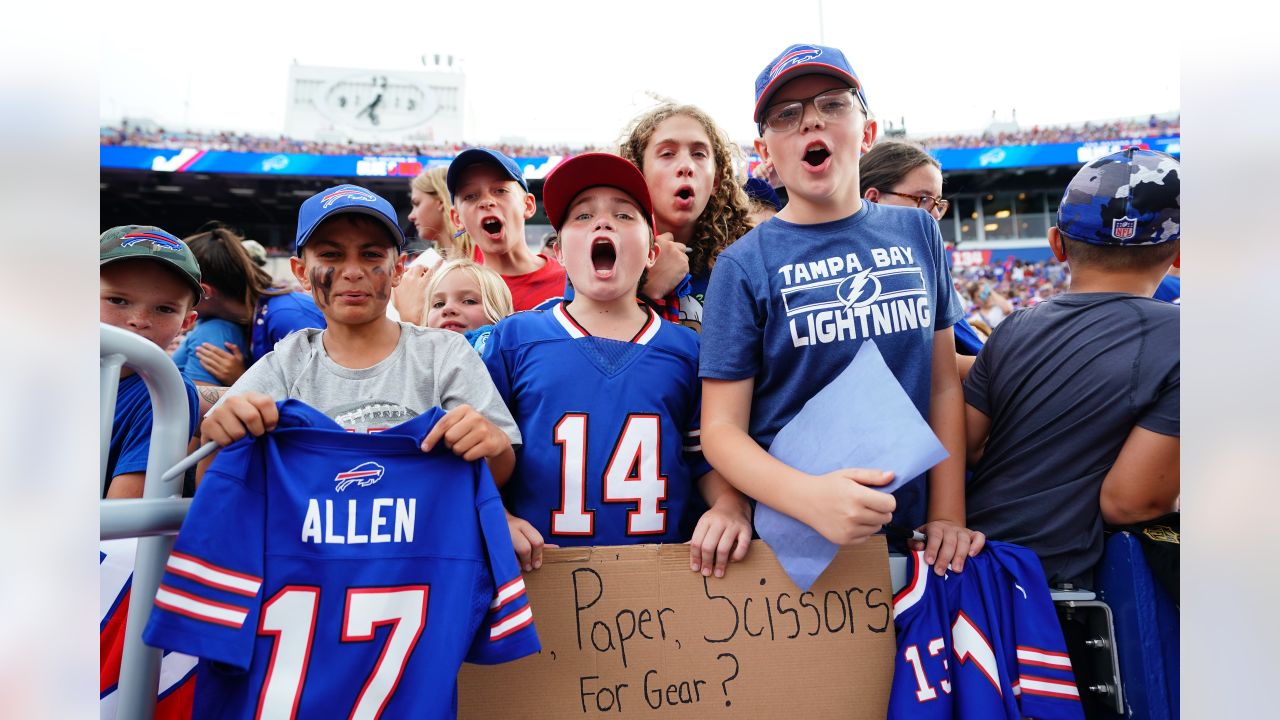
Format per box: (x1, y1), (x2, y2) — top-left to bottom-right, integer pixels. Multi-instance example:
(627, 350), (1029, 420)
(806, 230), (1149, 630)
(426, 270), (491, 334)
(556, 187), (657, 304)
(641, 114), (716, 234)
(408, 187), (447, 242)
(755, 74), (876, 209)
(873, 164), (946, 220)
(100, 260), (197, 350)
(448, 164), (535, 256)
(290, 218), (404, 328)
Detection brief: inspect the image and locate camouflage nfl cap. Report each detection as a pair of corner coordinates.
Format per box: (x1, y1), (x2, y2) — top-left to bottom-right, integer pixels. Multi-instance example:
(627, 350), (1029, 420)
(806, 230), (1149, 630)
(100, 225), (203, 305)
(1057, 148), (1180, 246)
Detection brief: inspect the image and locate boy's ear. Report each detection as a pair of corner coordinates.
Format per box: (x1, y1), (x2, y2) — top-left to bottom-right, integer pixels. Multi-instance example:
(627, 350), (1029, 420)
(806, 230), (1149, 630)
(860, 117), (879, 155)
(1172, 251), (1180, 269)
(1047, 227), (1068, 262)
(863, 188), (881, 203)
(522, 190), (536, 221)
(199, 282), (216, 301)
(450, 206), (463, 232)
(646, 234), (660, 268)
(290, 255), (310, 291)
(754, 137), (771, 167)
(181, 309), (198, 333)
(390, 250), (407, 286)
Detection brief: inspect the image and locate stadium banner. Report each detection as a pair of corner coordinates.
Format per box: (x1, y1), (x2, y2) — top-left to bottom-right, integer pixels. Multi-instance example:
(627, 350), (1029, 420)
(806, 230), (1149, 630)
(950, 248), (994, 268)
(459, 539), (894, 719)
(931, 135), (1180, 171)
(98, 146), (565, 180)
(102, 135), (1178, 178)
(949, 243), (1056, 267)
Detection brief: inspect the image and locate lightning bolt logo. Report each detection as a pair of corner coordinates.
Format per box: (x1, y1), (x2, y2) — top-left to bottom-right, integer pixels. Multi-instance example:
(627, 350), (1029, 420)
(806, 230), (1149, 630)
(842, 267), (875, 311)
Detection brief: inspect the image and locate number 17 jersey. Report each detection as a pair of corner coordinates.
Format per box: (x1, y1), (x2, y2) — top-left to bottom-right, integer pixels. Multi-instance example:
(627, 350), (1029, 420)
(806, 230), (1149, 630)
(484, 303), (710, 546)
(142, 400), (539, 720)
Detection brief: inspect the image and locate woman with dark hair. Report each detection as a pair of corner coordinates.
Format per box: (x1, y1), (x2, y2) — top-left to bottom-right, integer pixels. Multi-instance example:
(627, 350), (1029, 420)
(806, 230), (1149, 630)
(175, 227), (325, 385)
(859, 141), (986, 370)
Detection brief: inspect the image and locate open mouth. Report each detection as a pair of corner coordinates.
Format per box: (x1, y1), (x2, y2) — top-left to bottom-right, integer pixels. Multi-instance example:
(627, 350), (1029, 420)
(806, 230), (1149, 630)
(591, 237), (617, 276)
(803, 143), (832, 167)
(673, 185), (695, 210)
(481, 216), (504, 235)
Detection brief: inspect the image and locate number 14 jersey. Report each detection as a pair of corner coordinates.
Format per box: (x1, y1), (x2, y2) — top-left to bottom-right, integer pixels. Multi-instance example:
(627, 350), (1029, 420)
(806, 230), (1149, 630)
(142, 400), (539, 720)
(484, 303), (710, 546)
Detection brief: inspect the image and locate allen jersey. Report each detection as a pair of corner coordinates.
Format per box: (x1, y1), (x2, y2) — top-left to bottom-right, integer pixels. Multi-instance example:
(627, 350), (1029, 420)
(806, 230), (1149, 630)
(483, 302), (710, 546)
(142, 400), (539, 720)
(889, 541), (1083, 719)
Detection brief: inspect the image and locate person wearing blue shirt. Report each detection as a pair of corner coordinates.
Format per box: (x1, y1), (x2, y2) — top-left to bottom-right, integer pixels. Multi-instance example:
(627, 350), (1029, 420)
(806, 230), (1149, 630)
(101, 225), (203, 498)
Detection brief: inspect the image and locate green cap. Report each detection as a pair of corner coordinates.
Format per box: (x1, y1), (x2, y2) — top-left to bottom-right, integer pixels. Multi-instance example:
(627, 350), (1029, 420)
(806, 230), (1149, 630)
(99, 225), (203, 306)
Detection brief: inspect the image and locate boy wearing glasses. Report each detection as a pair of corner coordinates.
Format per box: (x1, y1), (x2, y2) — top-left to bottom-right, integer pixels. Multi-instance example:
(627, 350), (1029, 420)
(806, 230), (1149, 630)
(700, 44), (981, 576)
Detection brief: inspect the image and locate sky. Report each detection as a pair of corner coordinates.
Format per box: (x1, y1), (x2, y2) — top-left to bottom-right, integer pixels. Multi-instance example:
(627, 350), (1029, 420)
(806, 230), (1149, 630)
(99, 0), (1179, 147)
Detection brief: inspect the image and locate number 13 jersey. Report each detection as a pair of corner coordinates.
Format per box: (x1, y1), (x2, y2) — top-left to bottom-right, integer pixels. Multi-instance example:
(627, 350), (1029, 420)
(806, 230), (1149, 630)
(888, 541), (1083, 719)
(483, 303), (710, 546)
(142, 400), (539, 720)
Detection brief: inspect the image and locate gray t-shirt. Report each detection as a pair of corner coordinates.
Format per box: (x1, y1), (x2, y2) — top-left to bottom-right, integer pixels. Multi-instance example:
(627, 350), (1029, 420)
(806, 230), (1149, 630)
(224, 323), (520, 443)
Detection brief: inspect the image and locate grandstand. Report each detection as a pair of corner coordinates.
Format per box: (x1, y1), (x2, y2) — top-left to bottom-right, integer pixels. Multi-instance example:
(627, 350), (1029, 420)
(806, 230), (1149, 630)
(100, 114), (1179, 266)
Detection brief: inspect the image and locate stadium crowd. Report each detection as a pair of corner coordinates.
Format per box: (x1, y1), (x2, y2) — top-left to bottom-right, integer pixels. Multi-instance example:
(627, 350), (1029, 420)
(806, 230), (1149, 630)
(101, 42), (1179, 720)
(912, 114), (1179, 150)
(100, 122), (607, 158)
(100, 112), (1178, 159)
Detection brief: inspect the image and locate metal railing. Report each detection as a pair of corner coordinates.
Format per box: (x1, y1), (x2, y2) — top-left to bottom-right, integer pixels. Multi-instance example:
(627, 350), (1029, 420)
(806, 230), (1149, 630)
(100, 323), (196, 720)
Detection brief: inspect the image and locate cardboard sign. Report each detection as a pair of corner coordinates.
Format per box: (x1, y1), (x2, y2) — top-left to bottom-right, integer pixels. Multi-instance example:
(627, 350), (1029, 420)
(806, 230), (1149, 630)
(460, 538), (894, 719)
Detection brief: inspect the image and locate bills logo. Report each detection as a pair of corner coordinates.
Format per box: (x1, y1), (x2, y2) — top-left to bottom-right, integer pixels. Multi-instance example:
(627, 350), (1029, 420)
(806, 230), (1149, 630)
(1111, 217), (1137, 240)
(334, 461), (385, 491)
(321, 187), (378, 209)
(770, 46), (822, 79)
(121, 231), (183, 252)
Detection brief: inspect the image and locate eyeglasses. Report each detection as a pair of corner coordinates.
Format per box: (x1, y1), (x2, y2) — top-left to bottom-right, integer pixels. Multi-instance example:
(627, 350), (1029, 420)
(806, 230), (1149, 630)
(761, 88), (865, 133)
(882, 191), (950, 217)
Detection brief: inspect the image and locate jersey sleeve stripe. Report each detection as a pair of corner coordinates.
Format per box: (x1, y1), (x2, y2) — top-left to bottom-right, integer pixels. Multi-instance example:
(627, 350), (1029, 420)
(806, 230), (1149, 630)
(166, 553), (262, 597)
(892, 550), (928, 618)
(684, 443), (703, 452)
(153, 584), (250, 629)
(489, 577), (527, 611)
(489, 606), (534, 641)
(1019, 676), (1081, 699)
(1016, 647), (1074, 669)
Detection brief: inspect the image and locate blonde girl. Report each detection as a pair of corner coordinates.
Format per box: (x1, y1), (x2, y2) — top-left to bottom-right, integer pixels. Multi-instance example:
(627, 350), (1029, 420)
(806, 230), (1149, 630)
(421, 259), (513, 353)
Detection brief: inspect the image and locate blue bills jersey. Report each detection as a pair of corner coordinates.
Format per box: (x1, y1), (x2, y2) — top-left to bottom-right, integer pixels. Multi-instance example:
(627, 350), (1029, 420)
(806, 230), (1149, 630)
(483, 302), (710, 546)
(142, 400), (538, 720)
(889, 541), (1083, 719)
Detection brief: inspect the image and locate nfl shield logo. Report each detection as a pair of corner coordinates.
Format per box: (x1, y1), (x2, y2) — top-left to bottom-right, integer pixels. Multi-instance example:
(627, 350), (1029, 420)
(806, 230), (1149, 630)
(1111, 217), (1137, 240)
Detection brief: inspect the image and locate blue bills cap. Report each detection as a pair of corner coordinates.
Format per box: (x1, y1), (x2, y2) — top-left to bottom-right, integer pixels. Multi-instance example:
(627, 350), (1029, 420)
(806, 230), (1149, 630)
(295, 184), (405, 254)
(446, 148), (530, 201)
(754, 43), (869, 123)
